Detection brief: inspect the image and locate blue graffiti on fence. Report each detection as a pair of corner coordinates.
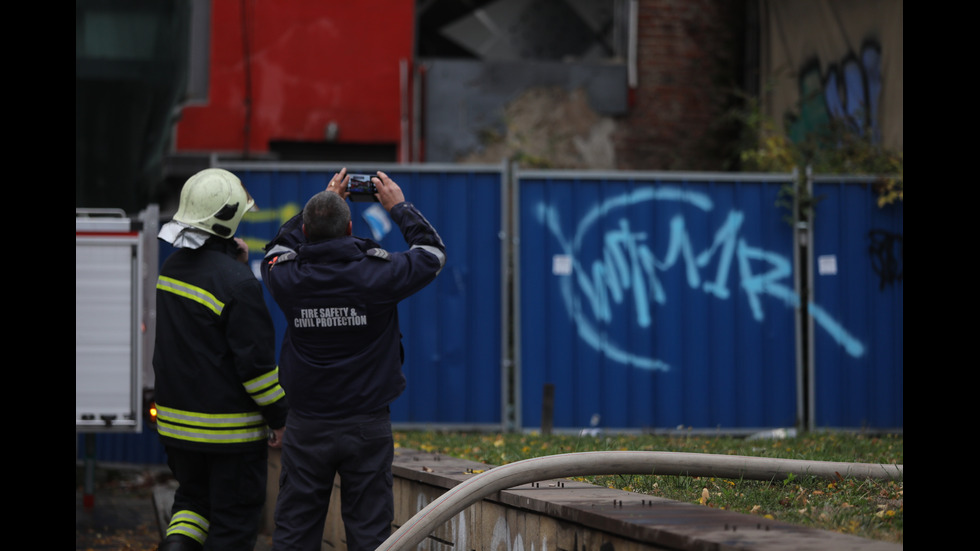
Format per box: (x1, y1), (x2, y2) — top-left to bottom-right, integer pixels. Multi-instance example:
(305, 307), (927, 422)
(535, 186), (865, 371)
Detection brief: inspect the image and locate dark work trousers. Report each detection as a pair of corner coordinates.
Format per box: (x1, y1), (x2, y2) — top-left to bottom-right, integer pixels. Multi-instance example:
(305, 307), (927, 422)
(273, 408), (394, 551)
(164, 445), (268, 550)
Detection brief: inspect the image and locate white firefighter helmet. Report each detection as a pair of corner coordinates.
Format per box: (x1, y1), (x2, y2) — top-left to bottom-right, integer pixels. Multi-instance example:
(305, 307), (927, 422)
(173, 168), (255, 238)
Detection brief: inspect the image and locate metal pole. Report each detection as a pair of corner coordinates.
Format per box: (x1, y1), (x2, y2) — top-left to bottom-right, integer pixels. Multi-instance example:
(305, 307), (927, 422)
(83, 433), (96, 509)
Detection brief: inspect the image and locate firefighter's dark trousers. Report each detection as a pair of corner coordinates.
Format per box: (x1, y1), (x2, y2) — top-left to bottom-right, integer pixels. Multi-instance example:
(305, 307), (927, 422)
(163, 445), (268, 550)
(273, 409), (394, 551)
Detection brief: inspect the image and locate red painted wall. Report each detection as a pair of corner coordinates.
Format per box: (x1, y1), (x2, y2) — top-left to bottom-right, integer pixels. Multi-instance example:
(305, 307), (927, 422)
(176, 0), (414, 155)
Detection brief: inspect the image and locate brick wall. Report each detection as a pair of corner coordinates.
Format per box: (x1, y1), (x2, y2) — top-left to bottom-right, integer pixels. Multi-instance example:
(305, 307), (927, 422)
(615, 0), (747, 171)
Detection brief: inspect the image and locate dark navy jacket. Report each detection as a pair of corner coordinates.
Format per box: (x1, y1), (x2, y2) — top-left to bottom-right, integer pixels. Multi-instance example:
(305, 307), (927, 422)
(261, 202), (446, 419)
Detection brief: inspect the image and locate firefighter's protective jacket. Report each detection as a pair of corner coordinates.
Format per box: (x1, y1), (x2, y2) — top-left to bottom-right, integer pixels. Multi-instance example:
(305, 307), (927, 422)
(261, 201), (446, 420)
(153, 237), (288, 451)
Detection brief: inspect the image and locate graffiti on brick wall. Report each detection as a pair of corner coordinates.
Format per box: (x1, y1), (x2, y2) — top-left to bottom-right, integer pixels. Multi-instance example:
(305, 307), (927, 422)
(409, 496), (586, 551)
(789, 41), (883, 146)
(415, 492), (468, 550)
(410, 490), (624, 551)
(491, 516), (535, 551)
(413, 492), (550, 551)
(535, 187), (865, 371)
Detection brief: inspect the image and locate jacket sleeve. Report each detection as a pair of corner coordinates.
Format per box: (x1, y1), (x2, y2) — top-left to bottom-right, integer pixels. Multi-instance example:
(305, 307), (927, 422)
(390, 202), (447, 272)
(226, 276), (289, 429)
(262, 211), (305, 284)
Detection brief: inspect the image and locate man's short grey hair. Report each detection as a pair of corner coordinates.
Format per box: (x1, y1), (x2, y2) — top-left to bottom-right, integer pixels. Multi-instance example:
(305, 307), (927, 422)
(303, 191), (351, 242)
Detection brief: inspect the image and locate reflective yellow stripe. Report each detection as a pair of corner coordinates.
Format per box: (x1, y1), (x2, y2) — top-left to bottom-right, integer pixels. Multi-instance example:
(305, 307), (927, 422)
(157, 275), (225, 315)
(252, 385), (286, 407)
(243, 367), (287, 407)
(156, 405), (264, 426)
(244, 366), (280, 393)
(157, 421), (267, 444)
(156, 405), (267, 444)
(167, 509), (209, 544)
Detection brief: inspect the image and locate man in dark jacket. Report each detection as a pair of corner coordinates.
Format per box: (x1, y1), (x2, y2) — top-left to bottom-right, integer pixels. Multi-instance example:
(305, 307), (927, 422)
(154, 168), (289, 551)
(262, 168), (446, 551)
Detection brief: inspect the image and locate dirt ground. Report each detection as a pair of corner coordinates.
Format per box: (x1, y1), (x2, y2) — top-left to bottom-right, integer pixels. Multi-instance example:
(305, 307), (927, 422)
(75, 463), (274, 551)
(75, 464), (167, 551)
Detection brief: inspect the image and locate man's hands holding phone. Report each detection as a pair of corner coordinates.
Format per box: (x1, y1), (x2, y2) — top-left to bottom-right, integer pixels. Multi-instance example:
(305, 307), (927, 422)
(327, 167), (405, 211)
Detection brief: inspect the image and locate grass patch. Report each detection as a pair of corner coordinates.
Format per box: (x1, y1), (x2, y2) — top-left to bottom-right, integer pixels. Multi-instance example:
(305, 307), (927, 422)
(393, 430), (903, 544)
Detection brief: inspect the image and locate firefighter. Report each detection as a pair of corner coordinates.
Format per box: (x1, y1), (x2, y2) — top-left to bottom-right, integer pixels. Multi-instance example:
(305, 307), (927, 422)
(153, 168), (288, 551)
(261, 169), (446, 551)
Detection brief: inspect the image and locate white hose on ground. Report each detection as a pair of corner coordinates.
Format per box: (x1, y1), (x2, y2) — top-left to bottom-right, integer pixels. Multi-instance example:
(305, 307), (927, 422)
(377, 450), (903, 551)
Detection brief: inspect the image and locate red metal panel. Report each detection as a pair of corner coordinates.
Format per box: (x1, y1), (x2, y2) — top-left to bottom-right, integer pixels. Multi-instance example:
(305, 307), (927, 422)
(176, 0), (414, 153)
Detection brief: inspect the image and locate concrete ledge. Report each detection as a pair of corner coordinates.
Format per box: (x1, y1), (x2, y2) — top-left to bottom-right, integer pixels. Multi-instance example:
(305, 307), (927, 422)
(382, 447), (901, 551)
(152, 447), (902, 550)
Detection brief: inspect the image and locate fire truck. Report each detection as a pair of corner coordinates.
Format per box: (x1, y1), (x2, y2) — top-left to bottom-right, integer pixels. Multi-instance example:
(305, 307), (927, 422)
(75, 207), (159, 435)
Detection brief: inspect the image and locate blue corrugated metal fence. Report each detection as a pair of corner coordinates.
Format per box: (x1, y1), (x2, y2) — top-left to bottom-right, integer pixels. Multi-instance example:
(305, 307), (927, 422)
(232, 162), (507, 427)
(515, 170), (800, 431)
(77, 164), (903, 464)
(809, 176), (903, 430)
